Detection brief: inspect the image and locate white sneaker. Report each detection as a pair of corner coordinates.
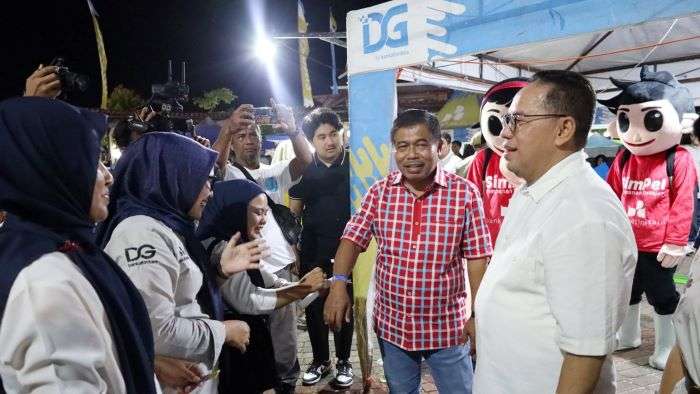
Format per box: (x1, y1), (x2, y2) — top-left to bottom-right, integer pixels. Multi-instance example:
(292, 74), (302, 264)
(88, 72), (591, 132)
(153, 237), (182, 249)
(302, 361), (330, 386)
(333, 360), (353, 388)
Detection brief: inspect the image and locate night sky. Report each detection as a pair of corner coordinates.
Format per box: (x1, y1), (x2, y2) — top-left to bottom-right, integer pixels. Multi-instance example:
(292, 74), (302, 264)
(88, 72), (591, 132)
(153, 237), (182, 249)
(1, 0), (384, 109)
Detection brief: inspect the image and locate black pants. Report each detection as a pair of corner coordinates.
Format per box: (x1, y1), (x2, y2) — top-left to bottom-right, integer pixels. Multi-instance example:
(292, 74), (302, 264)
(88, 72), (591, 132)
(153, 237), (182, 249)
(302, 259), (354, 363)
(629, 251), (680, 315)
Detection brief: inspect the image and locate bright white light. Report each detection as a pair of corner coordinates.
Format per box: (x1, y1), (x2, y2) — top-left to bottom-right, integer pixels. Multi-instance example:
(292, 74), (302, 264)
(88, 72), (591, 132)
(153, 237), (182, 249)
(254, 37), (277, 60)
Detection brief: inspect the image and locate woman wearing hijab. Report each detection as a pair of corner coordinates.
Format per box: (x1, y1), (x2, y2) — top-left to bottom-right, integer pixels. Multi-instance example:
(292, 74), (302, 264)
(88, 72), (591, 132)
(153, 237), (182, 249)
(98, 132), (263, 393)
(0, 97), (156, 393)
(197, 179), (325, 393)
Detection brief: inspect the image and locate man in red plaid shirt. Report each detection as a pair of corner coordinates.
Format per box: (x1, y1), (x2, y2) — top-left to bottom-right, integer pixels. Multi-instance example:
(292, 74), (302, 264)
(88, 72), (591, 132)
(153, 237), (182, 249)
(324, 109), (492, 393)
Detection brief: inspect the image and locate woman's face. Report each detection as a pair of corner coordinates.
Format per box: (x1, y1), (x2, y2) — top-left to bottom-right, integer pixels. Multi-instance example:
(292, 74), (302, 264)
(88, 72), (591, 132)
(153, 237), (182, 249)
(246, 193), (268, 240)
(89, 162), (114, 222)
(188, 180), (213, 220)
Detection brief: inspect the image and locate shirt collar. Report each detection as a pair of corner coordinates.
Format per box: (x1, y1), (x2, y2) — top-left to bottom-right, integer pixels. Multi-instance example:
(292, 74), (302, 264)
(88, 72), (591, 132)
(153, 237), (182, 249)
(313, 149), (346, 168)
(522, 150), (587, 203)
(390, 166), (448, 188)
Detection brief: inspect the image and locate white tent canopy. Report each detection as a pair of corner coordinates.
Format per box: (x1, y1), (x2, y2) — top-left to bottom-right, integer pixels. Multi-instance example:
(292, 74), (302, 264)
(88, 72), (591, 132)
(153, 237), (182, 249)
(398, 13), (700, 103)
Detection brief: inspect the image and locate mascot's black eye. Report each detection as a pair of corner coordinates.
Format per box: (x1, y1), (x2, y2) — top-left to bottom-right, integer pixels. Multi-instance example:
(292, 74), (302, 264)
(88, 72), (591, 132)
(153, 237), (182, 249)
(488, 115), (503, 136)
(644, 110), (664, 132)
(618, 112), (630, 133)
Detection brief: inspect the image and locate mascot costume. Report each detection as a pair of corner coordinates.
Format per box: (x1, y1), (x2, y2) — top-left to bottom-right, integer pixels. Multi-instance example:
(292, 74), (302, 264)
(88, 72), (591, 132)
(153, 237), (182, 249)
(466, 78), (529, 241)
(601, 66), (698, 370)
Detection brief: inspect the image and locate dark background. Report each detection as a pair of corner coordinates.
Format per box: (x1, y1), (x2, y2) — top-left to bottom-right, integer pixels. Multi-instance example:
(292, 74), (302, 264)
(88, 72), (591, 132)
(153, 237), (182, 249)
(1, 0), (385, 108)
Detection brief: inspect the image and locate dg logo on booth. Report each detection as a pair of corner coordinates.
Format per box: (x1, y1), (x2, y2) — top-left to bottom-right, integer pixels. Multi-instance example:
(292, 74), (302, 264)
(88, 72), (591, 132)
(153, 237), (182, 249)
(361, 3), (409, 54)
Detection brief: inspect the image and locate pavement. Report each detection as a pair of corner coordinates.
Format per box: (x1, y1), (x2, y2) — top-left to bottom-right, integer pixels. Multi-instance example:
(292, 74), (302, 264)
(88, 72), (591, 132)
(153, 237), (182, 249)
(290, 257), (696, 393)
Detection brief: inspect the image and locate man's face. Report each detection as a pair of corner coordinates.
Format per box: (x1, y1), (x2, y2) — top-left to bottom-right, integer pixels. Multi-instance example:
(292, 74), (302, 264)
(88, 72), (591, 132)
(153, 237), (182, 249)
(231, 127), (261, 163)
(451, 142), (461, 156)
(393, 124), (439, 183)
(312, 123), (342, 163)
(616, 99), (683, 156)
(438, 137), (451, 159)
(501, 83), (563, 184)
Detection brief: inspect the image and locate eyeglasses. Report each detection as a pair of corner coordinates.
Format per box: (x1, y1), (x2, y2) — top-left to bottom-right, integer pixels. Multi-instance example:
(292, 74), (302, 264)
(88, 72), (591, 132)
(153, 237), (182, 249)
(501, 113), (568, 133)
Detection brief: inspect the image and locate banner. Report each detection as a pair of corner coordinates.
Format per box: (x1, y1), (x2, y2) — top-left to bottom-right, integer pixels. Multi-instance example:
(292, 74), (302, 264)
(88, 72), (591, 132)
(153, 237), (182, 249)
(298, 1), (314, 108)
(87, 0), (108, 110)
(348, 69), (396, 390)
(347, 0), (700, 76)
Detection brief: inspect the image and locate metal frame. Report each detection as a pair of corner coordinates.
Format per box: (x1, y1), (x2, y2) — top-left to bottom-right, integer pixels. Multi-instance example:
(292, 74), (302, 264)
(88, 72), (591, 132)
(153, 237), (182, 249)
(272, 32), (347, 48)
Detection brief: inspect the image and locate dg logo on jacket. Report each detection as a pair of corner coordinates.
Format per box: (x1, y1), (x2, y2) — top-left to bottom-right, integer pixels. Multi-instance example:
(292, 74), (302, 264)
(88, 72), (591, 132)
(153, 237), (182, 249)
(125, 244), (157, 265)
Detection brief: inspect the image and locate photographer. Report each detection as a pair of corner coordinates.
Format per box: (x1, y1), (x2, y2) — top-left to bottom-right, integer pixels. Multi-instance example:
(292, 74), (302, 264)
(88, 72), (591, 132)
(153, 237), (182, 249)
(112, 108), (158, 151)
(24, 64), (61, 98)
(212, 99), (312, 393)
(112, 107), (213, 153)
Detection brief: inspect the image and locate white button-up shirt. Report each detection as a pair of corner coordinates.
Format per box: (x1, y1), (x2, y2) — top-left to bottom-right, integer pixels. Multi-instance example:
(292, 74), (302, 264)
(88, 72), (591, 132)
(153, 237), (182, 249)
(474, 151), (637, 394)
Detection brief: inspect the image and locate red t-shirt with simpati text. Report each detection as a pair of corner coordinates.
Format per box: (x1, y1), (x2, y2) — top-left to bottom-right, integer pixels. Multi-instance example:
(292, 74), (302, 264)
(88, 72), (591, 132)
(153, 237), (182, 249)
(465, 149), (515, 242)
(607, 146), (697, 253)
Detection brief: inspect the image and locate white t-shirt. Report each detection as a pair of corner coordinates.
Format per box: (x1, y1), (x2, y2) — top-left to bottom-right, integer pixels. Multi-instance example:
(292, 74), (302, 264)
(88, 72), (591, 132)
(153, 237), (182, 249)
(271, 138), (314, 165)
(473, 151), (637, 394)
(224, 161), (299, 273)
(439, 151), (466, 174)
(0, 252), (127, 392)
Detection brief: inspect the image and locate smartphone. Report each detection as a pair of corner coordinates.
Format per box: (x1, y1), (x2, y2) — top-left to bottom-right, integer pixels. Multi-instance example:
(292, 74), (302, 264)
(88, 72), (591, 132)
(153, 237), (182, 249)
(252, 107), (277, 125)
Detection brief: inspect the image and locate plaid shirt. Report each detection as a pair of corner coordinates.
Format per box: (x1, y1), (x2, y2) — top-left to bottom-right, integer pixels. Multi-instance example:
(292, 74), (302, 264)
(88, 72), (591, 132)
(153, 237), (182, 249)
(343, 168), (492, 351)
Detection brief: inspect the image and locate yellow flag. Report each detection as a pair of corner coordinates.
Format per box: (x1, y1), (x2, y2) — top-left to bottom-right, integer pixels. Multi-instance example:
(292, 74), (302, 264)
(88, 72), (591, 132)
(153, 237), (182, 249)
(330, 10), (337, 32)
(87, 0), (108, 109)
(298, 1), (313, 108)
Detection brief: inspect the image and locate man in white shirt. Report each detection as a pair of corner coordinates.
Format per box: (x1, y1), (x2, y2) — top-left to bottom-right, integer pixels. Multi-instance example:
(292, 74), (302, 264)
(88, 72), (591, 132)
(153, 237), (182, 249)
(473, 70), (637, 394)
(438, 132), (464, 173)
(212, 101), (312, 393)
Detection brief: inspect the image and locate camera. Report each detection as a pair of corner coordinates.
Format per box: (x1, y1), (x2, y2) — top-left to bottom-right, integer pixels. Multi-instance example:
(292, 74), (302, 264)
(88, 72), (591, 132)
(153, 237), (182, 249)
(49, 57), (89, 93)
(128, 60), (194, 136)
(148, 61), (189, 115)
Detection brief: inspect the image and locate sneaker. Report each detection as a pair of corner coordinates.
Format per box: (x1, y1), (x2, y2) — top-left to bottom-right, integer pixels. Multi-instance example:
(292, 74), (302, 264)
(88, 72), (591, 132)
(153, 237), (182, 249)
(333, 360), (354, 388)
(302, 360), (331, 386)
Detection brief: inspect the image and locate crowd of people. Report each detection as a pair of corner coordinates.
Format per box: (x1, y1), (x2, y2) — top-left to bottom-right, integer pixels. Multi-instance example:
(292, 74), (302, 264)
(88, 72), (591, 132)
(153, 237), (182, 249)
(1, 64), (700, 394)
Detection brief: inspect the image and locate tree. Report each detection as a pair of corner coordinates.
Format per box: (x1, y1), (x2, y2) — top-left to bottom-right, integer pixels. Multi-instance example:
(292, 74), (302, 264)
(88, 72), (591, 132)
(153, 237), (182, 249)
(107, 85), (145, 112)
(193, 88), (237, 112)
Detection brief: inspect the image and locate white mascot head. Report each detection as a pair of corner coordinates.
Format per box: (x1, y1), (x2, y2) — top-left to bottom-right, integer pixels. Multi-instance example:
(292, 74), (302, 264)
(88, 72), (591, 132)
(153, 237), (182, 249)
(598, 66), (697, 156)
(479, 78), (530, 156)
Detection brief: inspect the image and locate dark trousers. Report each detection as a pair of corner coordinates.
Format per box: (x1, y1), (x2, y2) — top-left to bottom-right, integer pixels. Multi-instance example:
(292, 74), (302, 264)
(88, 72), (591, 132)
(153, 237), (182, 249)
(270, 266), (300, 392)
(629, 251), (680, 315)
(302, 259), (354, 363)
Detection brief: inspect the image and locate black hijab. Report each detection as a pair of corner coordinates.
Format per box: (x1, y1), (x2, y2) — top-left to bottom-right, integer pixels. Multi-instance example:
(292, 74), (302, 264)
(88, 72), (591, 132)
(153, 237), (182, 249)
(96, 132), (224, 319)
(196, 179), (266, 244)
(0, 97), (155, 393)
